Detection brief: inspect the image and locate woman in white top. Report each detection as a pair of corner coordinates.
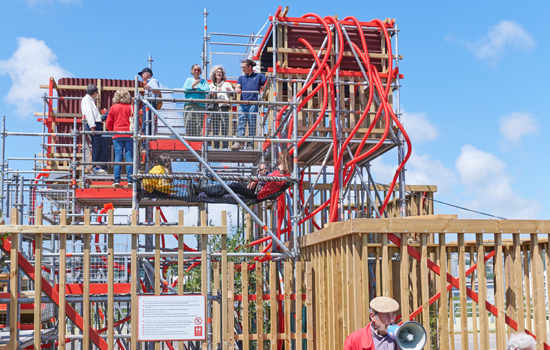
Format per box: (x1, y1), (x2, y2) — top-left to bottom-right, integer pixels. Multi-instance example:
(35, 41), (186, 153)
(208, 65), (235, 149)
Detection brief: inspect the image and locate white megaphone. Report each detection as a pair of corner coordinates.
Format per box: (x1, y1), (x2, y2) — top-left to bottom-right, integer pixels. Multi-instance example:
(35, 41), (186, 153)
(387, 321), (427, 350)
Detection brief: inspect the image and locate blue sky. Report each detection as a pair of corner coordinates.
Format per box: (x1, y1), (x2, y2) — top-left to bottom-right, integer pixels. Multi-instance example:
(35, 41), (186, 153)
(0, 0), (548, 222)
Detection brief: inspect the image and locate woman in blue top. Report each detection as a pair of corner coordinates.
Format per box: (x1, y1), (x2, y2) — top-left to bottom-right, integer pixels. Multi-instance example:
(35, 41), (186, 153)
(183, 64), (209, 137)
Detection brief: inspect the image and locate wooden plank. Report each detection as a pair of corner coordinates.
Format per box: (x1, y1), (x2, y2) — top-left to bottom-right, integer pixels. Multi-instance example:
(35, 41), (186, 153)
(83, 209), (91, 350)
(477, 233), (489, 349)
(340, 238), (348, 345)
(284, 261), (291, 350)
(296, 260), (303, 350)
(270, 261), (278, 350)
(306, 262), (313, 350)
(494, 233), (506, 349)
(178, 211), (185, 350)
(220, 212), (228, 350)
(242, 262), (250, 350)
(470, 246), (478, 350)
(447, 252), (455, 350)
(457, 234), (468, 347)
(438, 233), (449, 350)
(382, 233), (389, 296)
(505, 247), (514, 338)
(375, 245), (380, 297)
(400, 232), (410, 321)
(9, 209), (19, 350)
(335, 238), (344, 348)
(107, 210), (114, 350)
(320, 242), (327, 350)
(228, 262), (235, 350)
(213, 261), (220, 347)
(361, 234), (370, 324)
(420, 233), (430, 350)
(327, 240), (335, 350)
(547, 240), (550, 341)
(59, 209), (67, 350)
(131, 210), (138, 350)
(201, 210), (208, 350)
(513, 234), (525, 333)
(524, 244), (532, 331)
(352, 233), (363, 327)
(256, 262), (264, 350)
(532, 235), (547, 350)
(33, 207), (43, 350)
(0, 224), (226, 235)
(346, 236), (354, 333)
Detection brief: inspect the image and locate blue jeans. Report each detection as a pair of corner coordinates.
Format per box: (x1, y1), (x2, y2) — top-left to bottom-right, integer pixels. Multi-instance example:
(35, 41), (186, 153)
(236, 104), (258, 138)
(113, 137), (133, 183)
(86, 121), (109, 169)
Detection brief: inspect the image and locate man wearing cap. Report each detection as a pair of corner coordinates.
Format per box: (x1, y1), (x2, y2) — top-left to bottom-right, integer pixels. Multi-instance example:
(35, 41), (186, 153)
(343, 296), (399, 350)
(138, 67), (162, 137)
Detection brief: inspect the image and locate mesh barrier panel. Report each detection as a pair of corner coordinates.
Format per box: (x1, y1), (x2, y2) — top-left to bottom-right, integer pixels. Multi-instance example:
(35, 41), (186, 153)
(210, 52), (248, 80)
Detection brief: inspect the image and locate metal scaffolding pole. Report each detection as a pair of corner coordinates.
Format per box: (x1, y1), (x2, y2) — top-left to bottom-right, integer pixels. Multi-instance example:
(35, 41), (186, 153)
(141, 98), (292, 256)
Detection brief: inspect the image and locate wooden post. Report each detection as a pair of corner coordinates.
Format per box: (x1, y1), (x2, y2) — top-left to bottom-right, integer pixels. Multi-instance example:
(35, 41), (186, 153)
(242, 262), (250, 350)
(9, 209), (19, 350)
(513, 234), (525, 333)
(178, 210), (185, 350)
(476, 233), (489, 349)
(130, 210), (138, 350)
(400, 232), (410, 321)
(382, 233), (389, 296)
(470, 246), (478, 350)
(458, 233), (468, 347)
(221, 211), (228, 350)
(284, 261), (291, 350)
(256, 262), (264, 350)
(306, 262), (314, 350)
(523, 244), (532, 331)
(420, 233), (430, 350)
(229, 262), (235, 350)
(270, 261), (278, 350)
(296, 260), (303, 350)
(200, 211), (208, 350)
(438, 233), (448, 350)
(494, 233), (506, 349)
(59, 209), (67, 350)
(83, 209), (91, 349)
(34, 207), (43, 350)
(531, 234), (547, 350)
(107, 209), (114, 350)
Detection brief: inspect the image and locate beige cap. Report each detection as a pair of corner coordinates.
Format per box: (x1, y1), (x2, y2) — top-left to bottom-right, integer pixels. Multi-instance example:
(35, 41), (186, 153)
(370, 297), (399, 313)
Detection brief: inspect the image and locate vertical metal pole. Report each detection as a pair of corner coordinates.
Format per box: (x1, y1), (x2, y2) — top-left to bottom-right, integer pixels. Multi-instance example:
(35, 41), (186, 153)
(292, 82), (299, 255)
(72, 110), (77, 214)
(132, 76), (139, 211)
(202, 8), (209, 79)
(1, 115), (5, 216)
(147, 55), (154, 70)
(394, 25), (406, 217)
(206, 242), (212, 350)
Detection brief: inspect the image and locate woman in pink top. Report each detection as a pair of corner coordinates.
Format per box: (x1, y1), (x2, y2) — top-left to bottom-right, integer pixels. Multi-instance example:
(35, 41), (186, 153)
(106, 89), (138, 186)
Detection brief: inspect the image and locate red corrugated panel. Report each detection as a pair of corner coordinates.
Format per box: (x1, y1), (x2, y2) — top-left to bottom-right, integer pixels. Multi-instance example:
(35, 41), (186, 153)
(285, 25), (384, 72)
(53, 78), (143, 153)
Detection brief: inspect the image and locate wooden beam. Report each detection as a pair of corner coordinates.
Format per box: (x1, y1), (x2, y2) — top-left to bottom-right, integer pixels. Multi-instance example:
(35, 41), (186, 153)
(83, 209), (91, 350)
(59, 209), (67, 350)
(130, 210), (138, 350)
(33, 207), (43, 350)
(107, 210), (114, 350)
(0, 225), (226, 235)
(9, 209), (18, 350)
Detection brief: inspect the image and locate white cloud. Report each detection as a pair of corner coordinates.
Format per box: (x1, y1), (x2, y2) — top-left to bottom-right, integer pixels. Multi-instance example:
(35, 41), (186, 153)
(465, 20), (536, 63)
(499, 111), (539, 143)
(455, 145), (541, 219)
(406, 152), (457, 195)
(400, 111), (438, 144)
(0, 37), (72, 117)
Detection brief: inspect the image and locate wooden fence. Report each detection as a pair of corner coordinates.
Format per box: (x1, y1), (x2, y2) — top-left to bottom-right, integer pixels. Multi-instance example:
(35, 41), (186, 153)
(299, 218), (550, 350)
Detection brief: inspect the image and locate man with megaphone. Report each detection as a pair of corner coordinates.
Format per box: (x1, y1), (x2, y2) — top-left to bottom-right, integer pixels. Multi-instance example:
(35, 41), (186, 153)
(344, 296), (427, 350)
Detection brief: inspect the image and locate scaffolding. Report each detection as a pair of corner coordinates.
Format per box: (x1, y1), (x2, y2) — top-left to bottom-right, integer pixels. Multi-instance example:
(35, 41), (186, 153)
(0, 6), (440, 350)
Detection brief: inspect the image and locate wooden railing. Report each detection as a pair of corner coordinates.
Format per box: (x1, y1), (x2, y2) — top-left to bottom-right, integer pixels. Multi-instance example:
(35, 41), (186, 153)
(299, 218), (550, 350)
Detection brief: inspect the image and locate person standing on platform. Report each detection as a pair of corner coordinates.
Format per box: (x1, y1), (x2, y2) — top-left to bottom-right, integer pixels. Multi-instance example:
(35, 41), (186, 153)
(106, 89), (140, 186)
(208, 65), (234, 149)
(343, 296), (400, 350)
(232, 59), (268, 150)
(138, 67), (161, 136)
(183, 64), (209, 137)
(81, 84), (108, 175)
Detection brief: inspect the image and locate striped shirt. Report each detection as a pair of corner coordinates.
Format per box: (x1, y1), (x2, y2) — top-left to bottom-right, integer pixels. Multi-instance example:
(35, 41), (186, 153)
(371, 327), (396, 350)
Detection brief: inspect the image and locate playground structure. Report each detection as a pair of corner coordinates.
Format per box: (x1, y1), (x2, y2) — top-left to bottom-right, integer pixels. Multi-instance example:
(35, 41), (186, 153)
(2, 5), (550, 350)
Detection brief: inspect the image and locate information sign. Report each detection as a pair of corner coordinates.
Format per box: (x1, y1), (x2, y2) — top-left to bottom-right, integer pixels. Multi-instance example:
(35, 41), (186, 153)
(137, 295), (206, 341)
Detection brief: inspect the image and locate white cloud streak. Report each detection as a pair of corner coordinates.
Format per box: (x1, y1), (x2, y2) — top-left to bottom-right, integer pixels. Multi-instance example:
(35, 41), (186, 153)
(400, 111), (439, 144)
(0, 37), (72, 117)
(499, 111), (539, 143)
(465, 20), (536, 63)
(455, 145), (541, 219)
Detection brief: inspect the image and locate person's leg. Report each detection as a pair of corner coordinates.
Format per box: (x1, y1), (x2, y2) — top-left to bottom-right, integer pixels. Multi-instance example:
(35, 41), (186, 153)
(198, 184), (227, 197)
(232, 105), (248, 149)
(91, 122), (101, 166)
(230, 182), (257, 199)
(196, 105), (206, 138)
(247, 105), (258, 149)
(184, 105), (195, 136)
(112, 138), (123, 183)
(220, 106), (229, 149)
(95, 121), (109, 170)
(123, 138), (133, 183)
(211, 108), (221, 149)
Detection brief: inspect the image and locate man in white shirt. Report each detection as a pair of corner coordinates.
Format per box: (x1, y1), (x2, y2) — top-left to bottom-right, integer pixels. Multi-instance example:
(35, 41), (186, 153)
(81, 84), (108, 175)
(138, 67), (162, 136)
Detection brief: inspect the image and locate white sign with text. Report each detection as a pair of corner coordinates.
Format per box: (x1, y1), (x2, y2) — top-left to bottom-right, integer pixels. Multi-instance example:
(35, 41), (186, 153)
(137, 295), (206, 341)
